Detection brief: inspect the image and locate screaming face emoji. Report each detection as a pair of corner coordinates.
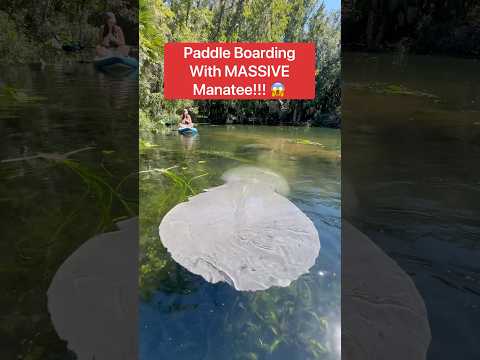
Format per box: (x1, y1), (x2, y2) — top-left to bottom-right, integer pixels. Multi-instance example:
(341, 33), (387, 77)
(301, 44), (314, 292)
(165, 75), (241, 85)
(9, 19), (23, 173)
(271, 82), (285, 97)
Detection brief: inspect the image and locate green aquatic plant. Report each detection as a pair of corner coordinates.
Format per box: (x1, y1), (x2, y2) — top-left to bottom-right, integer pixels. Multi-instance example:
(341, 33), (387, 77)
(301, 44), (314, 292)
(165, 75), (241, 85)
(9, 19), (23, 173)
(289, 139), (325, 146)
(62, 159), (135, 231)
(225, 278), (330, 360)
(101, 150), (115, 155)
(227, 275), (337, 359)
(0, 85), (46, 104)
(138, 127), (341, 357)
(2, 146), (136, 233)
(349, 82), (439, 99)
(382, 84), (438, 98)
(194, 149), (252, 163)
(139, 139), (160, 154)
(9, 160), (135, 278)
(1, 146), (95, 164)
(139, 165), (206, 198)
(1, 141), (137, 359)
(139, 166), (210, 299)
(142, 146), (253, 164)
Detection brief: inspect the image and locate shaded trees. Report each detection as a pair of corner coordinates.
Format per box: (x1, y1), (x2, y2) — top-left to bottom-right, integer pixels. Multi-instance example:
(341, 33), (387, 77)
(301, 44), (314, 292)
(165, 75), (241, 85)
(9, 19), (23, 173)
(342, 0), (480, 56)
(0, 0), (138, 63)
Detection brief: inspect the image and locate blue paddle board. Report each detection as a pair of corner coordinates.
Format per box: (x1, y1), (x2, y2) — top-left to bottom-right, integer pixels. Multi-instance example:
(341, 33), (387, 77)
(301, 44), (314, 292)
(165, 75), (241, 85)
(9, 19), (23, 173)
(178, 127), (198, 136)
(94, 56), (138, 72)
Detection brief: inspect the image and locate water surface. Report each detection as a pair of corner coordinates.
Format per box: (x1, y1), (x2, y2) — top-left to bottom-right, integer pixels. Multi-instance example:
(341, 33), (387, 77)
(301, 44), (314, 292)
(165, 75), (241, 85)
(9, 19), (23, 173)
(1, 64), (138, 359)
(343, 52), (480, 359)
(140, 125), (341, 360)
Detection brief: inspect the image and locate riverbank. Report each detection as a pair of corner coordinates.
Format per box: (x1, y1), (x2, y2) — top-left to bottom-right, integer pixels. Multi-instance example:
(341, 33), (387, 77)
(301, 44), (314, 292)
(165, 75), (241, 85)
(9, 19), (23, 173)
(142, 112), (341, 133)
(198, 110), (341, 128)
(342, 1), (480, 58)
(0, 5), (138, 65)
(139, 1), (340, 133)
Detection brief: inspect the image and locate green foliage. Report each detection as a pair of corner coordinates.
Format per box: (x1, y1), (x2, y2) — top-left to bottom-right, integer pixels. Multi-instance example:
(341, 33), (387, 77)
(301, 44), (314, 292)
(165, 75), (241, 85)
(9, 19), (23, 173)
(0, 11), (37, 62)
(0, 1), (138, 63)
(343, 0), (480, 56)
(140, 0), (341, 129)
(140, 0), (196, 126)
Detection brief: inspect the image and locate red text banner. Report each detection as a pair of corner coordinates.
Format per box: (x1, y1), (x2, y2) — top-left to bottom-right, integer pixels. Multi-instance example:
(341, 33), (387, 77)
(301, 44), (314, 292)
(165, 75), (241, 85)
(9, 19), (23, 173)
(164, 42), (315, 100)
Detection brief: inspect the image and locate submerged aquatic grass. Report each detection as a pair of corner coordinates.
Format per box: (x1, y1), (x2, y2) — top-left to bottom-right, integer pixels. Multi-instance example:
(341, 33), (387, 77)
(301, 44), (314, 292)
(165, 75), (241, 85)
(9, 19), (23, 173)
(0, 84), (47, 106)
(139, 166), (210, 298)
(62, 159), (136, 231)
(141, 146), (253, 164)
(2, 62), (140, 359)
(2, 147), (136, 233)
(288, 139), (325, 147)
(140, 126), (340, 359)
(1, 147), (137, 359)
(349, 82), (439, 99)
(221, 274), (338, 360)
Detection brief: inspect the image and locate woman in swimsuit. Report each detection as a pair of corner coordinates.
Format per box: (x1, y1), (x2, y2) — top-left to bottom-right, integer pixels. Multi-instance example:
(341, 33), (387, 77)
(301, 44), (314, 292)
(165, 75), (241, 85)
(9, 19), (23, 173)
(96, 12), (129, 57)
(180, 109), (193, 128)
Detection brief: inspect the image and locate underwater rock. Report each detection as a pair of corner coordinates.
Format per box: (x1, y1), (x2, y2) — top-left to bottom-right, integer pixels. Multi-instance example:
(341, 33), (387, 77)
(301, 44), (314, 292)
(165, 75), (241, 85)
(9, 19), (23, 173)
(47, 218), (138, 360)
(159, 166), (320, 291)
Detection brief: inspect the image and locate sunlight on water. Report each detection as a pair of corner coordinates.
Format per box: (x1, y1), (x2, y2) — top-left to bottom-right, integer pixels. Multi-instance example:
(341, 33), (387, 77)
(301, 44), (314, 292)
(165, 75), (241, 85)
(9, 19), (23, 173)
(140, 125), (341, 360)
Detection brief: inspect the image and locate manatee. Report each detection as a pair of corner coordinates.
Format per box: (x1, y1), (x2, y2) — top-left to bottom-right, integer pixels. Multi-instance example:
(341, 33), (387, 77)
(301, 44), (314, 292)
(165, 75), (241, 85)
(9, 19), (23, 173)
(159, 167), (320, 291)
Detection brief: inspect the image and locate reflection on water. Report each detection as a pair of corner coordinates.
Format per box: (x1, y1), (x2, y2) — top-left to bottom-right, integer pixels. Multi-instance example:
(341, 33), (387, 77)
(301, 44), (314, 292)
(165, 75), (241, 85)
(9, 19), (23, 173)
(140, 125), (341, 359)
(47, 218), (138, 360)
(342, 221), (431, 360)
(0, 64), (138, 358)
(343, 52), (480, 359)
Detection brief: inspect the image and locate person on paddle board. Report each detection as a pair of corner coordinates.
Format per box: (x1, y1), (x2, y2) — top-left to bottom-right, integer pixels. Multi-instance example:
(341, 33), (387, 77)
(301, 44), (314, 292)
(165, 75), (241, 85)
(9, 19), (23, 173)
(96, 12), (129, 57)
(179, 109), (193, 128)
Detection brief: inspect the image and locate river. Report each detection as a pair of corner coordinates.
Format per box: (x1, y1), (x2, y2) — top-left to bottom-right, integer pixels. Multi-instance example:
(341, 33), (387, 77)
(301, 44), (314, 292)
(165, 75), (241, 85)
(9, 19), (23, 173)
(140, 125), (341, 360)
(0, 63), (138, 358)
(343, 52), (480, 359)
(2, 51), (477, 360)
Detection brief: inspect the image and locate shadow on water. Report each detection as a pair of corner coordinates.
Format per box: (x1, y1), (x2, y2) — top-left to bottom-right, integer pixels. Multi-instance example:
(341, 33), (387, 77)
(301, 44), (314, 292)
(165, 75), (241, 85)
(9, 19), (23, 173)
(343, 52), (480, 359)
(140, 126), (341, 360)
(0, 63), (138, 359)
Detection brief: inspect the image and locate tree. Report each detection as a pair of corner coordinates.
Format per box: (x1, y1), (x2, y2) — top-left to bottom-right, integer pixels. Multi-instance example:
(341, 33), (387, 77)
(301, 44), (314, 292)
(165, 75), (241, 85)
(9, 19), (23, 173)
(139, 0), (341, 128)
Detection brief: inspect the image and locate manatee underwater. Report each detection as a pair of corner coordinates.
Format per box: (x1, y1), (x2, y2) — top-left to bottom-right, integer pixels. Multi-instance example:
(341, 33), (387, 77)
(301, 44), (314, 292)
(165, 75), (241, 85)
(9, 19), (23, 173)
(159, 166), (320, 291)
